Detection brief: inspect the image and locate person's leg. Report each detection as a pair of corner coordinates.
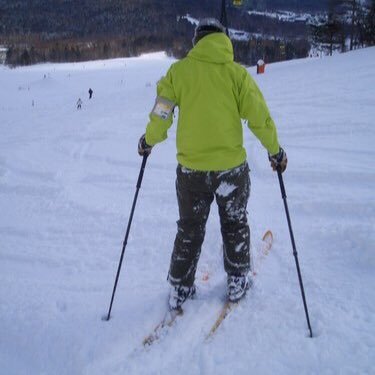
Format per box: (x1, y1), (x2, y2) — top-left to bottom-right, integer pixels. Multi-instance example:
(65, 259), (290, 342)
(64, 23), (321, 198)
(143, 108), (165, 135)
(168, 166), (214, 288)
(215, 162), (251, 278)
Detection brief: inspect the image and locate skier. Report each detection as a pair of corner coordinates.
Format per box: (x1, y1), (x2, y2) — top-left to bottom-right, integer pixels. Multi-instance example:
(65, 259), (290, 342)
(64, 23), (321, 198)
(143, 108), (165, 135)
(88, 88), (93, 99)
(77, 98), (82, 110)
(138, 18), (287, 310)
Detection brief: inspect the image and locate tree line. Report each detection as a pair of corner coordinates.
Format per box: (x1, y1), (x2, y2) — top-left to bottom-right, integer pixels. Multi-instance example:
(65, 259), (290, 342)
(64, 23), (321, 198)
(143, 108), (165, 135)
(310, 0), (375, 55)
(0, 0), (374, 67)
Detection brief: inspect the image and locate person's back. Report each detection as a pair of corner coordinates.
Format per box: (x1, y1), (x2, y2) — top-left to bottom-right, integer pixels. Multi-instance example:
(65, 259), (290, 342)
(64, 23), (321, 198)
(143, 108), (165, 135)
(145, 30), (279, 172)
(169, 33), (246, 170)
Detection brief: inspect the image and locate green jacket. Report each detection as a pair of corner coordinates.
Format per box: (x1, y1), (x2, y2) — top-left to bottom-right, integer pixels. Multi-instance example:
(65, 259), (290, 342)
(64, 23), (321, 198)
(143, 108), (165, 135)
(145, 32), (280, 171)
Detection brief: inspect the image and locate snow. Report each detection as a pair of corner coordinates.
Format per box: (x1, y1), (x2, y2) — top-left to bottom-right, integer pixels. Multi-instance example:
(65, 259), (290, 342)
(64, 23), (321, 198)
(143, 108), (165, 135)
(248, 6), (372, 27)
(215, 182), (237, 198)
(180, 14), (259, 41)
(1, 47), (375, 375)
(0, 46), (7, 64)
(248, 9), (312, 22)
(180, 14), (199, 26)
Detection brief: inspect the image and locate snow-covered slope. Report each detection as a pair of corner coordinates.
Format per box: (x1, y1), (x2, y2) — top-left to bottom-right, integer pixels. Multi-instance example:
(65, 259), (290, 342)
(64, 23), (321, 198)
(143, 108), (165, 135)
(0, 48), (374, 375)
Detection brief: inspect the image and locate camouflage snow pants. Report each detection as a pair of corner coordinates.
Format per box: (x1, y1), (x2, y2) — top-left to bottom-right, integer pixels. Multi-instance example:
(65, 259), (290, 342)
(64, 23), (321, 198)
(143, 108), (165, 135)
(168, 162), (251, 287)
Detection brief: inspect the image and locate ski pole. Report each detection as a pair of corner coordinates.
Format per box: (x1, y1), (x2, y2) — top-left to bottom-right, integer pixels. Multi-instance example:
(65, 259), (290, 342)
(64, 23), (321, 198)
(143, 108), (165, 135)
(277, 169), (313, 338)
(220, 0), (229, 35)
(104, 154), (149, 321)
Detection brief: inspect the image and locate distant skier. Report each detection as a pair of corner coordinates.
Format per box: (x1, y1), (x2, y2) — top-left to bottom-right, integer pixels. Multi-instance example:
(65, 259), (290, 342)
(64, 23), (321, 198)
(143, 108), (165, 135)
(88, 88), (93, 99)
(77, 98), (82, 110)
(138, 18), (287, 311)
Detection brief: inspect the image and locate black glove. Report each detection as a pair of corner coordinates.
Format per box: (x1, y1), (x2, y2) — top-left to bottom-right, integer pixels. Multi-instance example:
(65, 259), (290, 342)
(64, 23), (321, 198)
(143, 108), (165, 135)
(138, 134), (153, 156)
(268, 147), (287, 173)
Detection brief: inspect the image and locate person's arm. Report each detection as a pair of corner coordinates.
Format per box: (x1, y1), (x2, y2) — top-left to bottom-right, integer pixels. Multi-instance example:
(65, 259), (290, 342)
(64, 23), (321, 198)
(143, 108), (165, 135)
(145, 66), (177, 146)
(238, 69), (280, 156)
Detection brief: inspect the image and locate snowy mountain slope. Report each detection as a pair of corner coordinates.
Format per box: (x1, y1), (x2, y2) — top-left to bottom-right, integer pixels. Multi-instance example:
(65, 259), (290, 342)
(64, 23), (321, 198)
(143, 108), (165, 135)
(0, 48), (374, 375)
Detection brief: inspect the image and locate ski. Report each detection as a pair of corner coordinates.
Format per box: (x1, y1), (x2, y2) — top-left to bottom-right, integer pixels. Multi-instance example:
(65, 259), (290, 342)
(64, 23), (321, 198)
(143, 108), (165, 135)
(205, 230), (273, 340)
(143, 230), (273, 346)
(206, 300), (238, 340)
(142, 307), (183, 347)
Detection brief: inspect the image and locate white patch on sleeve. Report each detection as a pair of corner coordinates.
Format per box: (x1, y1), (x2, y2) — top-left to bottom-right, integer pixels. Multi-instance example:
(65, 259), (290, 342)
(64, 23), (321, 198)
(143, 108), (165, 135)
(216, 182), (237, 197)
(151, 96), (175, 120)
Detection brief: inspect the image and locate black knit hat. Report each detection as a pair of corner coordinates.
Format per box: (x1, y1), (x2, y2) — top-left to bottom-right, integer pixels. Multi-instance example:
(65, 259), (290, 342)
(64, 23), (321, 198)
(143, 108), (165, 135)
(192, 18), (226, 46)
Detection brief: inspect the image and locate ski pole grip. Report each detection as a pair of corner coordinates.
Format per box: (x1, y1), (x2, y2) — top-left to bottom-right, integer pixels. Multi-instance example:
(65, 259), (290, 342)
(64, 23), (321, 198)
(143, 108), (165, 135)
(137, 154), (149, 188)
(277, 169), (287, 199)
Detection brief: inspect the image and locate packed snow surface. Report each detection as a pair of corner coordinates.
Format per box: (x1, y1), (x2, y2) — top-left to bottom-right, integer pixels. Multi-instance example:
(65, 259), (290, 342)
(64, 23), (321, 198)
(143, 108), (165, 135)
(0, 48), (374, 375)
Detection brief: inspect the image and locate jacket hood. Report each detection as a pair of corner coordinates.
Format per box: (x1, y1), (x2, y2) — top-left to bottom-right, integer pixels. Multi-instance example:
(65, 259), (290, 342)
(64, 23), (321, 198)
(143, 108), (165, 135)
(188, 33), (234, 64)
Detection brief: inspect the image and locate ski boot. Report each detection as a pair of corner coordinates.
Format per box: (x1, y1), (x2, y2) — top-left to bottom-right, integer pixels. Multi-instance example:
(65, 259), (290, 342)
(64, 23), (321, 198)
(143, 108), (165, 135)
(227, 274), (251, 303)
(169, 284), (196, 311)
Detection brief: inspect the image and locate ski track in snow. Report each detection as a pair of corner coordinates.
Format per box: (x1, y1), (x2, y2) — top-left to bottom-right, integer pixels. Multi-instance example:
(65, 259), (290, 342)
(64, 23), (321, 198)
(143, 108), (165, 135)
(0, 49), (375, 374)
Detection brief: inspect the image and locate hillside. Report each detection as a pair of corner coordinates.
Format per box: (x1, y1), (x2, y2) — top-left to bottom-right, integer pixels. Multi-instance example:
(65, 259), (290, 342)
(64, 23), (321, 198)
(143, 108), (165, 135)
(2, 1), (373, 67)
(0, 47), (374, 374)
(0, 0), (328, 37)
(0, 0), (330, 66)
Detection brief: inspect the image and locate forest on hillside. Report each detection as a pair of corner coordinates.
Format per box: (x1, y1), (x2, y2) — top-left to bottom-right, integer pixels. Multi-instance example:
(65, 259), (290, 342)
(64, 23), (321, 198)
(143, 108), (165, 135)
(0, 0), (373, 66)
(0, 1), (328, 38)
